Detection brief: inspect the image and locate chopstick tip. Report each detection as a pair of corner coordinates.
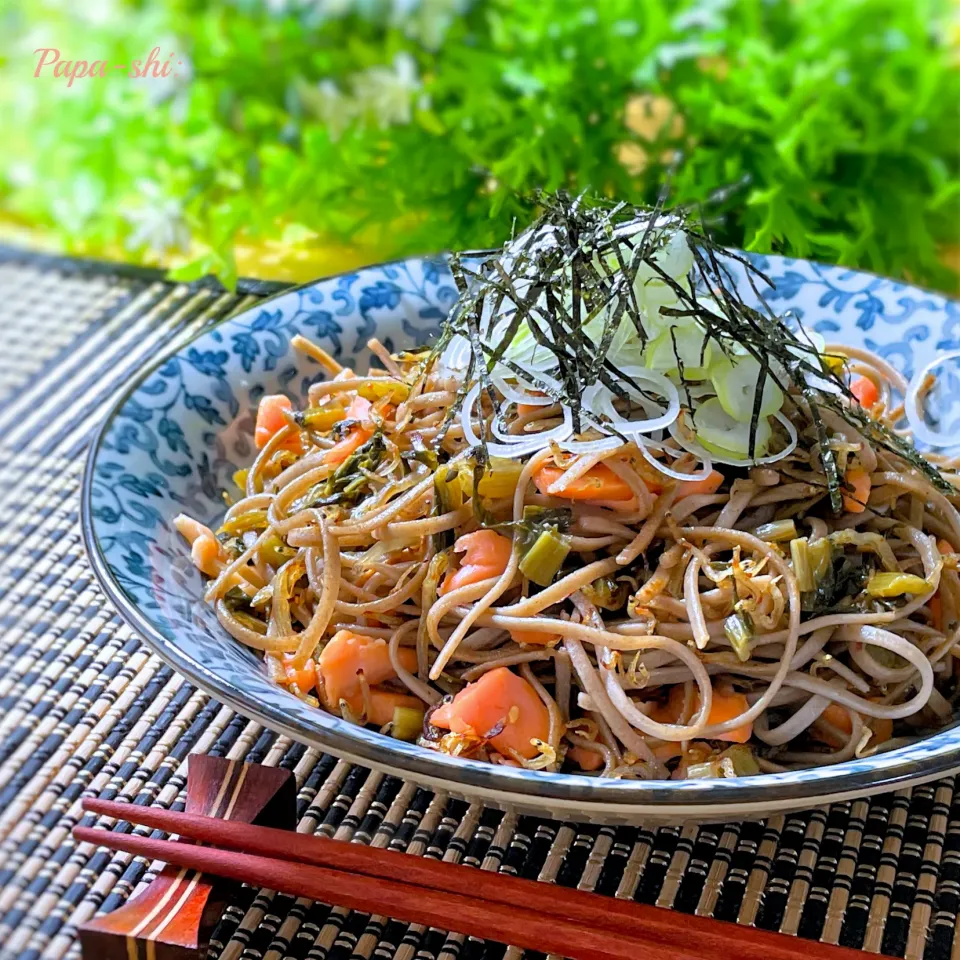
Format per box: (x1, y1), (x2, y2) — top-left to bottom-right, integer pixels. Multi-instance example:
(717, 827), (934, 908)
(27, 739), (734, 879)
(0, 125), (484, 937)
(73, 825), (105, 846)
(81, 796), (126, 816)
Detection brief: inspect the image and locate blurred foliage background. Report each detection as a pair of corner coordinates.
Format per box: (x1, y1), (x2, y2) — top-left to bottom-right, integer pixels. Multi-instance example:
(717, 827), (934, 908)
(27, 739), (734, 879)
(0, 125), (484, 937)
(0, 0), (958, 289)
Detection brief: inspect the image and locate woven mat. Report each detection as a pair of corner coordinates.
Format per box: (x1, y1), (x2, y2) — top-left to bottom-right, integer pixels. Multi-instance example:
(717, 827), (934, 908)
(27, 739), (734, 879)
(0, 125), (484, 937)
(0, 247), (958, 960)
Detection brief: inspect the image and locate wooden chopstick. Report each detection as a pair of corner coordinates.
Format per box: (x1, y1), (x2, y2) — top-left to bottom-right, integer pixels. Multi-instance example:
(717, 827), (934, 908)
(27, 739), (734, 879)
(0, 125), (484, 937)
(77, 799), (887, 960)
(81, 797), (652, 940)
(75, 825), (674, 960)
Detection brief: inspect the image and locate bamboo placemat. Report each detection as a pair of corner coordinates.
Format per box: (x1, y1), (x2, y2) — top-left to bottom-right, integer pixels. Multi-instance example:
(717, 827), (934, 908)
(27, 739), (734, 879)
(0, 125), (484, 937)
(0, 245), (958, 960)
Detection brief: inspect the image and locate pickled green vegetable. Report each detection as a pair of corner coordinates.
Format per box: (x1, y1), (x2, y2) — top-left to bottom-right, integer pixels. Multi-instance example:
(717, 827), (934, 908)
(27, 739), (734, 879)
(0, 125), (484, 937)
(519, 527), (571, 586)
(582, 576), (629, 611)
(866, 572), (933, 598)
(790, 536), (832, 593)
(688, 744), (760, 779)
(260, 534), (296, 569)
(297, 404), (346, 431)
(218, 509), (268, 537)
(232, 609), (268, 635)
(391, 705), (425, 742)
(790, 537), (813, 592)
(723, 611), (754, 662)
(475, 456), (526, 499)
(809, 537), (833, 584)
(754, 519), (798, 543)
(720, 744), (760, 776)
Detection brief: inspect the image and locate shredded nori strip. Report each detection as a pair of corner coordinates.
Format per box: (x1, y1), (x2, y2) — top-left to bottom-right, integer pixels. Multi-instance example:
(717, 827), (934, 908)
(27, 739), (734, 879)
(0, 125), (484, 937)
(426, 189), (952, 500)
(804, 389), (844, 514)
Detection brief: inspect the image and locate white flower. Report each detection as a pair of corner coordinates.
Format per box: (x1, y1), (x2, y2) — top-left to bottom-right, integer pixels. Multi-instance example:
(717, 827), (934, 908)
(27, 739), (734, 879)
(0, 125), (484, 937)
(123, 181), (191, 257)
(258, 0), (365, 18)
(61, 0), (121, 25)
(138, 39), (193, 121)
(308, 79), (359, 140)
(391, 0), (470, 50)
(319, 0), (358, 14)
(351, 52), (421, 128)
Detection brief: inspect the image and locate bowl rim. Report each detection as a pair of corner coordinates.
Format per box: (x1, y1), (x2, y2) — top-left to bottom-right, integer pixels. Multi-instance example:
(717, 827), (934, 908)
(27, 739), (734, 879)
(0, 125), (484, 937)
(81, 253), (960, 817)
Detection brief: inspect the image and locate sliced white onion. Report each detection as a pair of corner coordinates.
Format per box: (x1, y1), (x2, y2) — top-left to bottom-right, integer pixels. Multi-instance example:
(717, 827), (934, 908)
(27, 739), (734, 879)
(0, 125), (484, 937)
(491, 403), (572, 447)
(483, 437), (566, 458)
(438, 333), (472, 374)
(558, 435), (625, 454)
(668, 411), (798, 467)
(594, 366), (681, 435)
(905, 349), (960, 449)
(694, 397), (772, 456)
(634, 434), (715, 482)
(491, 369), (559, 406)
(461, 383), (572, 459)
(460, 384), (484, 449)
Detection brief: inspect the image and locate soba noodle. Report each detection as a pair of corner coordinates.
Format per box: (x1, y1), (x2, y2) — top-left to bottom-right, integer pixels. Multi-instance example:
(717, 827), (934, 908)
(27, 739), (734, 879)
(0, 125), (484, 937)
(175, 197), (960, 780)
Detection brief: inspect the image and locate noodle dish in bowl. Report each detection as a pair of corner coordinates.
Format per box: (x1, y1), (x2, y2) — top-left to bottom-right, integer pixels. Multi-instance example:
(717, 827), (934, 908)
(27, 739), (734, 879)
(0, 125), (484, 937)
(84, 191), (960, 820)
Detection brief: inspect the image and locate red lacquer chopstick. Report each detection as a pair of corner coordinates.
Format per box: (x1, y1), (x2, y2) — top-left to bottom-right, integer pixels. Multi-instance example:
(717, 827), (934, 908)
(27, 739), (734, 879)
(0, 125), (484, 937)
(77, 799), (887, 960)
(82, 798), (650, 939)
(75, 825), (678, 960)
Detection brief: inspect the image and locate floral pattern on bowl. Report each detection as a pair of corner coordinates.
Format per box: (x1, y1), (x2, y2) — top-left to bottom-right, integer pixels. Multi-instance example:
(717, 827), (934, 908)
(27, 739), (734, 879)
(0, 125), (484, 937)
(82, 253), (960, 824)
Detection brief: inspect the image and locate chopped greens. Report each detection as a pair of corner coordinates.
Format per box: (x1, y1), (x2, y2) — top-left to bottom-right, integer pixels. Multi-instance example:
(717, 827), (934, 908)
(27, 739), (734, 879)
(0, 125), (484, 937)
(390, 705), (425, 742)
(296, 433), (386, 510)
(866, 572), (934, 598)
(724, 611), (755, 662)
(582, 576), (630, 612)
(519, 527), (572, 587)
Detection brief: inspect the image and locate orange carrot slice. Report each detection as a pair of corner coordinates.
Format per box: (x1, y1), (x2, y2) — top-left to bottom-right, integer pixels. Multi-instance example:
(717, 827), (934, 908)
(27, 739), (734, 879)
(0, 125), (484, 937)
(281, 655), (318, 693)
(870, 716), (894, 745)
(323, 424), (374, 466)
(318, 630), (417, 711)
(810, 703), (853, 748)
(702, 688), (752, 743)
(190, 534), (222, 577)
(255, 394), (302, 451)
(508, 627), (559, 646)
(317, 392), (378, 466)
(439, 530), (513, 596)
(678, 468), (725, 499)
(533, 462), (633, 502)
(850, 376), (880, 408)
(933, 539), (955, 632)
(345, 395), (373, 422)
(930, 592), (944, 634)
(363, 689), (423, 727)
(822, 702), (853, 733)
(430, 666), (549, 759)
(652, 741), (684, 762)
(568, 745), (604, 771)
(645, 468), (725, 500)
(651, 684), (753, 743)
(842, 467), (871, 513)
(811, 702), (892, 749)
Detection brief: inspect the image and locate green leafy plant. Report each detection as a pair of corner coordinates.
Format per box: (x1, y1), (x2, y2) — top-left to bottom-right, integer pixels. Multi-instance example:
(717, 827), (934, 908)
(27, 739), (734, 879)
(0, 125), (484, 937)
(1, 0), (958, 291)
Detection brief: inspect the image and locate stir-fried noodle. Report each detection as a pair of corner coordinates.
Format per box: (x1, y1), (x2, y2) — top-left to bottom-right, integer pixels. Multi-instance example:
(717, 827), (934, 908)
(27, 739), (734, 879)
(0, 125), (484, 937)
(177, 195), (960, 780)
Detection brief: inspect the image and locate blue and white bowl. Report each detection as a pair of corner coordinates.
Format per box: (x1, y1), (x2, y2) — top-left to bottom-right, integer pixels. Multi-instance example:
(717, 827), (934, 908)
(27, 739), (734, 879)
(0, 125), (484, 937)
(82, 254), (960, 824)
